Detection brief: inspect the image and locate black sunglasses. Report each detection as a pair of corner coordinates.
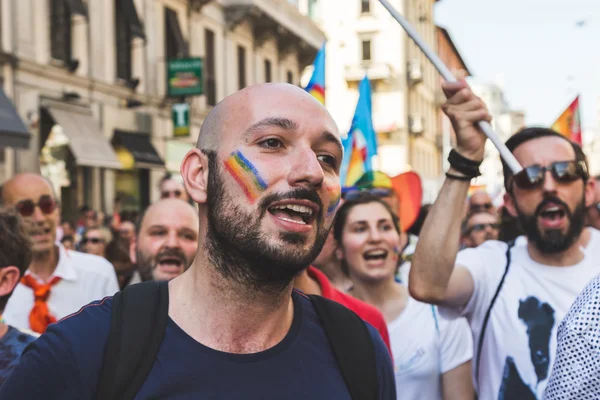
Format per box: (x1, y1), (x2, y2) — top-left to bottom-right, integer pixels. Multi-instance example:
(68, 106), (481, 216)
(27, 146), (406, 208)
(82, 237), (104, 245)
(343, 188), (394, 201)
(467, 223), (500, 234)
(511, 160), (588, 190)
(15, 195), (57, 217)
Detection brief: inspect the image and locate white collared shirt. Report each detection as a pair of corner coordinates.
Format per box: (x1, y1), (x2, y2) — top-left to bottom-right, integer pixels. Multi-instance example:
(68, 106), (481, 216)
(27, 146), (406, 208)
(3, 244), (120, 330)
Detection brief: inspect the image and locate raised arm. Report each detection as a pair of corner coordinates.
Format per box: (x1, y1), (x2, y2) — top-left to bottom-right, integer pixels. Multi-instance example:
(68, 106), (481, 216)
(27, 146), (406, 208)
(408, 80), (491, 308)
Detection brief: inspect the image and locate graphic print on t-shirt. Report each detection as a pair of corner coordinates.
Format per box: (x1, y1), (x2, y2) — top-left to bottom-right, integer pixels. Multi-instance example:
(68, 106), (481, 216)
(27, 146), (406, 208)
(498, 296), (556, 400)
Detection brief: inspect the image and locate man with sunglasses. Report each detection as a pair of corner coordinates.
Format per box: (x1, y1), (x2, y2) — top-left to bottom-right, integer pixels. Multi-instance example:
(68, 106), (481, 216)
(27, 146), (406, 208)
(1, 173), (120, 334)
(461, 211), (500, 249)
(409, 79), (599, 399)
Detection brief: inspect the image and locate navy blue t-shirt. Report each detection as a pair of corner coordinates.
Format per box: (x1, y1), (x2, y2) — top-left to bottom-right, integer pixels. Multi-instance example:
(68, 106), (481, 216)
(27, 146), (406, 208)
(0, 326), (37, 387)
(0, 290), (395, 399)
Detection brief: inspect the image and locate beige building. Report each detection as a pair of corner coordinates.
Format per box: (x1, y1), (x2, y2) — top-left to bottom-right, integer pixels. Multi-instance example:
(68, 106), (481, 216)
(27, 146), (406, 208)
(299, 0), (443, 202)
(0, 0), (323, 220)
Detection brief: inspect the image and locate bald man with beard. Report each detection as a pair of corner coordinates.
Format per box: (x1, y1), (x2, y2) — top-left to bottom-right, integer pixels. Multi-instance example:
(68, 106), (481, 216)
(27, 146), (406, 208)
(1, 84), (395, 399)
(130, 198), (199, 283)
(1, 174), (119, 334)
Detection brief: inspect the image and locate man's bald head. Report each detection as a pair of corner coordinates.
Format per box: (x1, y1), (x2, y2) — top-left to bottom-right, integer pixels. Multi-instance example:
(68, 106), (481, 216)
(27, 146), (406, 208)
(2, 173), (57, 205)
(196, 83), (335, 152)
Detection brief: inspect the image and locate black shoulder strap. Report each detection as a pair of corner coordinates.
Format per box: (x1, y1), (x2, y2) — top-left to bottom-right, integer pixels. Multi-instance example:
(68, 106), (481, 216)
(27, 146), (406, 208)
(475, 240), (515, 384)
(97, 281), (169, 400)
(308, 294), (378, 400)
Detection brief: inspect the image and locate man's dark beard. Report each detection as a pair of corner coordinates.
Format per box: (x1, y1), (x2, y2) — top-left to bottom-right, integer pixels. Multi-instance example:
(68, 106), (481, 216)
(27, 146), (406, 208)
(203, 151), (330, 295)
(515, 195), (586, 254)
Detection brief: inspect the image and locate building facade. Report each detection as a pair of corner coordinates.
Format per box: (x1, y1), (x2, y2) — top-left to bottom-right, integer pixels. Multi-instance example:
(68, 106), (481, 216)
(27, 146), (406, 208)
(0, 0), (323, 219)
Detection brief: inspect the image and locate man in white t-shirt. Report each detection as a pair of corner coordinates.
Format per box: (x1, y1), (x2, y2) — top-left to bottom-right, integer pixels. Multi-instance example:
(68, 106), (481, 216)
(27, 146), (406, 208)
(2, 174), (120, 333)
(409, 79), (599, 399)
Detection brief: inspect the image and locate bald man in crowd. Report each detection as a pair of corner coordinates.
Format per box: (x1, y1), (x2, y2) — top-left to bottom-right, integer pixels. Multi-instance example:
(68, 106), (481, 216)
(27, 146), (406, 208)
(2, 83), (395, 399)
(127, 198), (199, 285)
(1, 174), (119, 334)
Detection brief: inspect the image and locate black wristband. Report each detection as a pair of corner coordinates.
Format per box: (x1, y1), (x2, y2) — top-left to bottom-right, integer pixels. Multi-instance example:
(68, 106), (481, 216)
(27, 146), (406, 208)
(447, 149), (482, 178)
(445, 172), (472, 181)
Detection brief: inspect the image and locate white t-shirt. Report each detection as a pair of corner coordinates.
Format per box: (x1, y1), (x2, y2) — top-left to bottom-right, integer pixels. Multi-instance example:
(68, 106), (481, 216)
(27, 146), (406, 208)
(440, 228), (600, 399)
(389, 297), (473, 400)
(4, 244), (120, 330)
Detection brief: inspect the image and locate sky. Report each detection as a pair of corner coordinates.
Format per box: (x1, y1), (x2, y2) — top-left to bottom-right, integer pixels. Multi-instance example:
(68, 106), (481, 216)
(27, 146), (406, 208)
(435, 0), (600, 139)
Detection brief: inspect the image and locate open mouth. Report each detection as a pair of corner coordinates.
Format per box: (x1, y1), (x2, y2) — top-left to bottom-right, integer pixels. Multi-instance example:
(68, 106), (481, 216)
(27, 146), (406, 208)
(538, 204), (566, 221)
(29, 227), (52, 238)
(268, 201), (317, 226)
(363, 249), (389, 261)
(157, 256), (185, 270)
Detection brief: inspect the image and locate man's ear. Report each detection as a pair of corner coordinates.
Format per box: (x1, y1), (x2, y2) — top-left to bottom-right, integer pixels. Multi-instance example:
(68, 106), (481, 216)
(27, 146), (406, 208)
(181, 148), (210, 205)
(0, 266), (21, 299)
(503, 191), (518, 218)
(584, 177), (596, 208)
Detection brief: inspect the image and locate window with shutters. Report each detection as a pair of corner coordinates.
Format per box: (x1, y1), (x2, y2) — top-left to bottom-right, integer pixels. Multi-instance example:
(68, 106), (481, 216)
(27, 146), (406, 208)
(115, 0), (132, 81)
(237, 45), (246, 90)
(50, 0), (72, 63)
(287, 71), (293, 84)
(361, 0), (370, 14)
(204, 29), (217, 106)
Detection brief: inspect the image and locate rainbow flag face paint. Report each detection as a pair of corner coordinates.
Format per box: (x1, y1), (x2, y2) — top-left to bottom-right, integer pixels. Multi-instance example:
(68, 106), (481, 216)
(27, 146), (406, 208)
(224, 151), (268, 202)
(326, 186), (341, 215)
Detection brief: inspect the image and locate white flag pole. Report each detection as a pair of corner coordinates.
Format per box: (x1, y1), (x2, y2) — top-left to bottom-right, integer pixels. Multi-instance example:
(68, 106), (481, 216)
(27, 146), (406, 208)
(377, 0), (523, 174)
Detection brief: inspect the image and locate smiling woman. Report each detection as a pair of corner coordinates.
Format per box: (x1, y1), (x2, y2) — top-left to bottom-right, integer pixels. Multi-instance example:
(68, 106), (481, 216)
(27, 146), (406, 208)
(333, 193), (474, 400)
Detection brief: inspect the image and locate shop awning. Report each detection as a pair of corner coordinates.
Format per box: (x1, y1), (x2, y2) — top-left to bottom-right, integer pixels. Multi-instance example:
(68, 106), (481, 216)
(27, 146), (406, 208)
(45, 105), (121, 169)
(0, 89), (30, 149)
(113, 130), (165, 169)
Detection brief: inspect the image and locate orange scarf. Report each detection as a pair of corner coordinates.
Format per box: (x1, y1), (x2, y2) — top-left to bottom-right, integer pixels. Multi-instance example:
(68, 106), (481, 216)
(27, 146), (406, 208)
(20, 275), (62, 333)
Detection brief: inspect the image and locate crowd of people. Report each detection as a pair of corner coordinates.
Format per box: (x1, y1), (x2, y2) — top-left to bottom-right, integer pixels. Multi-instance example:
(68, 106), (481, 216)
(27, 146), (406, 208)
(0, 81), (598, 399)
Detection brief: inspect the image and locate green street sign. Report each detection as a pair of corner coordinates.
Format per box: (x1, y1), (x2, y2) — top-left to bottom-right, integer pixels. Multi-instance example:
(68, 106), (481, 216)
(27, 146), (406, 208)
(167, 58), (203, 97)
(172, 103), (190, 137)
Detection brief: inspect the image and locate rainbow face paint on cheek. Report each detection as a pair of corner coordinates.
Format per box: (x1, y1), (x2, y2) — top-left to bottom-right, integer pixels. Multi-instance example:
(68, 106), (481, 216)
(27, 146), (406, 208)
(326, 186), (342, 215)
(223, 150), (268, 202)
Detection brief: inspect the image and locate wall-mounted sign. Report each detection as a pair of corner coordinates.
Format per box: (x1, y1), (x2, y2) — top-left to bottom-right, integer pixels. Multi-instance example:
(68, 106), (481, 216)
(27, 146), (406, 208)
(172, 103), (190, 137)
(167, 58), (203, 97)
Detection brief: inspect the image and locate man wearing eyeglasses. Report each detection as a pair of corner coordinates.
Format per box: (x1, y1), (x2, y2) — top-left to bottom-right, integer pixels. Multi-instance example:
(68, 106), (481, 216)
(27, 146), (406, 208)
(1, 173), (120, 334)
(461, 211), (500, 249)
(584, 175), (600, 230)
(409, 79), (599, 399)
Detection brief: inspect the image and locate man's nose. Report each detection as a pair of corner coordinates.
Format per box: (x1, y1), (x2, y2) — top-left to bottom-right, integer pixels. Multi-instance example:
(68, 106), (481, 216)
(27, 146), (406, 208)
(287, 148), (325, 189)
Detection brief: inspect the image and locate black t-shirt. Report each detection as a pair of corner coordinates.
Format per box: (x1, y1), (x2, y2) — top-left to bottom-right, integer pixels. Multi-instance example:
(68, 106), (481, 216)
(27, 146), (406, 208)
(0, 290), (395, 399)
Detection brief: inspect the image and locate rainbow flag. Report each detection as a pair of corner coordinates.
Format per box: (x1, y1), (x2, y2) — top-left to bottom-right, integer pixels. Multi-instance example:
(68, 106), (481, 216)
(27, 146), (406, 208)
(551, 96), (582, 145)
(304, 44), (325, 104)
(340, 76), (378, 186)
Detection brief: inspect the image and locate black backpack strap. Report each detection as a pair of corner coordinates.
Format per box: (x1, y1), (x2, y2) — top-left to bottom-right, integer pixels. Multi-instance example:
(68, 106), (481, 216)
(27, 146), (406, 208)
(308, 294), (378, 400)
(97, 281), (170, 400)
(475, 240), (515, 385)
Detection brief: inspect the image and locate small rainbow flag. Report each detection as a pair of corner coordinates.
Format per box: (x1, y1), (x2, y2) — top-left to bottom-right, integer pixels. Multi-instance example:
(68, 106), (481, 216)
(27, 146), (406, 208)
(304, 43), (326, 104)
(551, 95), (582, 145)
(224, 151), (268, 202)
(340, 76), (378, 186)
